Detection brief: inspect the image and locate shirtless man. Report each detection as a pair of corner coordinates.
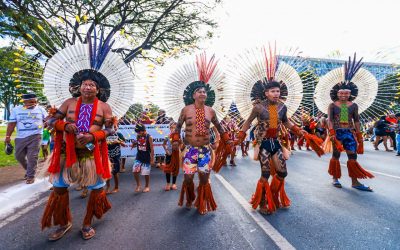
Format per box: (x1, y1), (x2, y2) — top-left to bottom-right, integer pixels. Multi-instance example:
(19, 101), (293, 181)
(327, 88), (374, 190)
(237, 81), (307, 214)
(41, 76), (114, 240)
(172, 86), (230, 215)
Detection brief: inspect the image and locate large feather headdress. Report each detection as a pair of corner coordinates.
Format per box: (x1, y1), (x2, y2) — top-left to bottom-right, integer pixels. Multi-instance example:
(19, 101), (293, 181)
(314, 53), (378, 114)
(156, 52), (232, 121)
(43, 26), (135, 117)
(228, 44), (304, 119)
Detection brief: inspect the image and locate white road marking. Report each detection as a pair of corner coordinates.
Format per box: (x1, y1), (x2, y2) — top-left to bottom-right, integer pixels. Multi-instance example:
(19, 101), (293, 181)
(0, 196), (47, 229)
(339, 164), (400, 180)
(293, 151), (400, 181)
(215, 174), (295, 250)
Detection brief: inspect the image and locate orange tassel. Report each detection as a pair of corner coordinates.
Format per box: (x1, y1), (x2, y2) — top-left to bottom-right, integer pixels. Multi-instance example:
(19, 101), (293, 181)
(356, 132), (364, 154)
(270, 175), (291, 209)
(347, 160), (374, 179)
(194, 182), (217, 214)
(83, 189), (111, 225)
(249, 178), (276, 213)
(48, 106), (57, 117)
(333, 138), (345, 152)
(297, 137), (305, 147)
(356, 140), (364, 154)
(164, 149), (180, 176)
(304, 134), (324, 157)
(213, 138), (231, 173)
(178, 181), (195, 207)
(249, 179), (264, 209)
(41, 188), (71, 230)
(328, 158), (341, 179)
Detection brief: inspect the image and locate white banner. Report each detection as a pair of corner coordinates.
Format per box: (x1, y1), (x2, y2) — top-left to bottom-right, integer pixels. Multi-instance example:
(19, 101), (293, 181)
(119, 124), (170, 157)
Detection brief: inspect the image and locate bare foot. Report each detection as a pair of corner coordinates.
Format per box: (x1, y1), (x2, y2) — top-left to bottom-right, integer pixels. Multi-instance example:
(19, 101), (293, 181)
(171, 184), (178, 190)
(111, 188), (119, 194)
(135, 186), (142, 193)
(143, 187), (150, 193)
(164, 184), (171, 191)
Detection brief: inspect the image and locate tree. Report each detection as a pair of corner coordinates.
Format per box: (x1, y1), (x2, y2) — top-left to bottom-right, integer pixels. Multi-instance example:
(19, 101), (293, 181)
(0, 0), (220, 62)
(125, 102), (159, 121)
(0, 45), (45, 119)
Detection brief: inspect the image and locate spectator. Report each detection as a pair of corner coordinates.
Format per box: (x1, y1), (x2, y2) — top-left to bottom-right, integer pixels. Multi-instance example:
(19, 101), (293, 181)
(106, 124), (127, 194)
(374, 116), (391, 151)
(155, 109), (169, 168)
(41, 125), (51, 161)
(4, 93), (47, 184)
(118, 116), (131, 173)
(386, 114), (397, 151)
(155, 109), (169, 124)
(395, 113), (400, 156)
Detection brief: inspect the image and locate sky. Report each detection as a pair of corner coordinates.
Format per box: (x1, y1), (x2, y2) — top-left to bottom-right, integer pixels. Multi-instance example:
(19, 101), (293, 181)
(206, 0), (400, 63)
(2, 0), (400, 63)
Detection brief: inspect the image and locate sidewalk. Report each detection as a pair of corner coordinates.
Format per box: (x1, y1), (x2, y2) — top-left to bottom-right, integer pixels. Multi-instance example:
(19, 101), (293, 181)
(0, 163), (51, 220)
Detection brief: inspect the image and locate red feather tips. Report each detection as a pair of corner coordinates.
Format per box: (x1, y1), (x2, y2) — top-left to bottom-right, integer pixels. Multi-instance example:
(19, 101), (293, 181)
(196, 52), (218, 83)
(111, 116), (118, 127)
(263, 42), (278, 82)
(48, 106), (57, 117)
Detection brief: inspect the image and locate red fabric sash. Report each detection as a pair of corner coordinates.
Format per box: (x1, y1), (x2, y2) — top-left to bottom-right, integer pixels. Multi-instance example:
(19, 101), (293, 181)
(49, 97), (111, 177)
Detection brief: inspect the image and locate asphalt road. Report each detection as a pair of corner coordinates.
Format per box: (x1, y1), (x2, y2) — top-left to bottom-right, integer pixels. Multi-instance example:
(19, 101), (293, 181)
(0, 142), (399, 250)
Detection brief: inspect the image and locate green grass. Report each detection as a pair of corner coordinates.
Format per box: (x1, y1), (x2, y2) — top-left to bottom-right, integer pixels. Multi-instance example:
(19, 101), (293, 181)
(0, 126), (19, 167)
(0, 126), (46, 168)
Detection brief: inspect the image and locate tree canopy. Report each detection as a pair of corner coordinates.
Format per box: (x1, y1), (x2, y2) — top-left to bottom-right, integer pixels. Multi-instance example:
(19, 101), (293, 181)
(0, 0), (220, 62)
(0, 45), (45, 119)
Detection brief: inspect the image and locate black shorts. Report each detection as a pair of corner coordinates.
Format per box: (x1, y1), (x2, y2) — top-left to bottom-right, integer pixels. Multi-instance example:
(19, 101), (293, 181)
(165, 154), (172, 165)
(110, 155), (121, 175)
(260, 139), (281, 155)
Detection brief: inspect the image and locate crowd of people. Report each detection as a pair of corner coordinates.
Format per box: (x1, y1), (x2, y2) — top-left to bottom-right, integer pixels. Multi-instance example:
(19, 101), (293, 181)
(2, 44), (399, 242)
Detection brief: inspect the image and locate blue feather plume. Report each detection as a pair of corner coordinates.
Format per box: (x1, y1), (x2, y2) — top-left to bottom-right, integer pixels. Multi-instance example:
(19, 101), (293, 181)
(344, 53), (363, 82)
(87, 26), (115, 70)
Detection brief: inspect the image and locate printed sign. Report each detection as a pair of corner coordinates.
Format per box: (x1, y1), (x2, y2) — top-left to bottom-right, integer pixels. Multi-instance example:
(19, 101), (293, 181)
(119, 124), (170, 157)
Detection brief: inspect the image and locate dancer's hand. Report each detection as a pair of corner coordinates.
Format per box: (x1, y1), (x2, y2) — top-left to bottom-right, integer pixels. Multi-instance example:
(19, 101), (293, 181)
(65, 123), (78, 134)
(76, 133), (94, 145)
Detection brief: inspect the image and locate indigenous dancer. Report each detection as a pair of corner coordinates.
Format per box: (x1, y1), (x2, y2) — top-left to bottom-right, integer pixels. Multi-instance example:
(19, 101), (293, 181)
(40, 27), (135, 240)
(232, 45), (324, 215)
(326, 55), (374, 191)
(163, 122), (180, 191)
(221, 116), (239, 166)
(166, 53), (231, 215)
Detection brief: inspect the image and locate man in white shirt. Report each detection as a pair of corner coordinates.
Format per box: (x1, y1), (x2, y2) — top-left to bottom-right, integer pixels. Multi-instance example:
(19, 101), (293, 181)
(4, 93), (47, 184)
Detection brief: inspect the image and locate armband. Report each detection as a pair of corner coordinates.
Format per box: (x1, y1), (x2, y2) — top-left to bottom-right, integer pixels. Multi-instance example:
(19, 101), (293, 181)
(170, 132), (180, 142)
(54, 120), (70, 132)
(90, 130), (106, 143)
